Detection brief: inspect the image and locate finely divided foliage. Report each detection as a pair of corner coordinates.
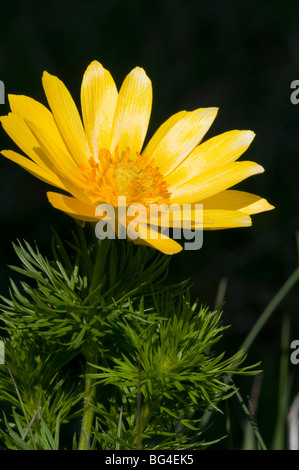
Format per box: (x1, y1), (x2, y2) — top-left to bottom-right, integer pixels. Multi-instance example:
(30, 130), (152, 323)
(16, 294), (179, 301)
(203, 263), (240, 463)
(0, 227), (257, 449)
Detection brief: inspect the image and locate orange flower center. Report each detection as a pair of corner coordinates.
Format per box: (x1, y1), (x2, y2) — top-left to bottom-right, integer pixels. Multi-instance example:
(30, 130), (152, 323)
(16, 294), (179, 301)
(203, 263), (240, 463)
(79, 147), (170, 207)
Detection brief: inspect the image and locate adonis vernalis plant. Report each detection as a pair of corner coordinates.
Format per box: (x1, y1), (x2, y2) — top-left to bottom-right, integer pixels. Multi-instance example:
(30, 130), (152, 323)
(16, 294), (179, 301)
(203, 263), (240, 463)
(0, 61), (273, 254)
(0, 61), (274, 450)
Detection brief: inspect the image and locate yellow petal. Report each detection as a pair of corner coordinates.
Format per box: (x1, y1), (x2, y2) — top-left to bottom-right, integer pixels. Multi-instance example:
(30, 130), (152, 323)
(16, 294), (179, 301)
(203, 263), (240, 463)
(141, 110), (188, 156)
(81, 61), (118, 158)
(56, 175), (96, 206)
(1, 140), (91, 204)
(126, 221), (183, 255)
(166, 130), (255, 186)
(143, 107), (218, 176)
(42, 71), (91, 166)
(8, 94), (75, 165)
(133, 203), (205, 228)
(129, 203), (252, 230)
(47, 192), (98, 221)
(169, 161), (265, 204)
(201, 210), (252, 229)
(200, 190), (275, 215)
(26, 119), (82, 185)
(1, 150), (62, 188)
(0, 113), (54, 170)
(110, 67), (152, 156)
(119, 204), (251, 234)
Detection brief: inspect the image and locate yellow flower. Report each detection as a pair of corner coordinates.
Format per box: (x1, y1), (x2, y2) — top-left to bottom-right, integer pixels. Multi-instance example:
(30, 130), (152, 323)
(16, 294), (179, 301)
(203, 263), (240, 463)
(0, 61), (274, 254)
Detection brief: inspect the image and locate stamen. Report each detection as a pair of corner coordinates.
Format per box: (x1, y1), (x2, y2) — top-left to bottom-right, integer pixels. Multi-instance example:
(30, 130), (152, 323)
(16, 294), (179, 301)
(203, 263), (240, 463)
(79, 147), (170, 207)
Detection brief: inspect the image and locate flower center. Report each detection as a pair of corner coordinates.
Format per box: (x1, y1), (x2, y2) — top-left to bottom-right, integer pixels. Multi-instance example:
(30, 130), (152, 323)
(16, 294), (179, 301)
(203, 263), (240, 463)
(79, 147), (170, 207)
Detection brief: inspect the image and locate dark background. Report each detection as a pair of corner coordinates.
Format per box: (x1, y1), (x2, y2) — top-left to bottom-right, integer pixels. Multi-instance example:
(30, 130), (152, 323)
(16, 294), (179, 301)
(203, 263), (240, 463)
(0, 0), (299, 449)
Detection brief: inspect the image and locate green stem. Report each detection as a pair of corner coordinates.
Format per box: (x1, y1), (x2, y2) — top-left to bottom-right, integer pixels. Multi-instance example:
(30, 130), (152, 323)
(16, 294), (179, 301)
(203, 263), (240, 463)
(271, 313), (291, 449)
(78, 239), (111, 450)
(78, 347), (98, 450)
(231, 380), (267, 450)
(241, 265), (299, 353)
(7, 365), (37, 450)
(201, 265), (299, 433)
(90, 238), (111, 293)
(137, 350), (142, 450)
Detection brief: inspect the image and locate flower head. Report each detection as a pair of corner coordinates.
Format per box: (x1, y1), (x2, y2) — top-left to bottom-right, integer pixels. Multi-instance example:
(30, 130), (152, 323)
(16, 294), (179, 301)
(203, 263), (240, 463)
(0, 61), (274, 254)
